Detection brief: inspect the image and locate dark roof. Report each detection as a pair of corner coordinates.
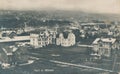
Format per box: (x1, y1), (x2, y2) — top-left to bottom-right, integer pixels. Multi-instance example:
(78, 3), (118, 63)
(56, 34), (59, 38)
(62, 32), (69, 39)
(30, 29), (45, 34)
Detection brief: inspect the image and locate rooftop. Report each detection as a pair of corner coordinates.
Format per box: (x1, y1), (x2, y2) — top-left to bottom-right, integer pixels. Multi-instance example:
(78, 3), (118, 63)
(81, 23), (106, 26)
(93, 38), (116, 44)
(2, 46), (18, 56)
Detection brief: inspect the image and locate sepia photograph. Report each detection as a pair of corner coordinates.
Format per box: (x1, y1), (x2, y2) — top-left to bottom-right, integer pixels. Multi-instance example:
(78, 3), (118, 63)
(0, 0), (120, 74)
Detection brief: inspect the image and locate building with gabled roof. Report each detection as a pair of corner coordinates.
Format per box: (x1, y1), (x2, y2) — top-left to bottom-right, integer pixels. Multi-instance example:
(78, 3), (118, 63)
(92, 38), (117, 57)
(30, 29), (57, 48)
(56, 31), (76, 47)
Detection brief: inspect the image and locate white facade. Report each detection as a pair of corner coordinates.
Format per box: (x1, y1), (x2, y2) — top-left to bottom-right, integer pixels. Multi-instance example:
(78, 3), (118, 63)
(56, 32), (76, 47)
(68, 32), (76, 45)
(30, 30), (57, 48)
(92, 38), (117, 57)
(30, 34), (39, 47)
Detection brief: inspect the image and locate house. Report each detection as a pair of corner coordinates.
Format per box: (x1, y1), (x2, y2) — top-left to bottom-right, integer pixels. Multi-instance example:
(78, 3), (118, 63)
(30, 34), (39, 48)
(80, 23), (101, 31)
(30, 33), (50, 48)
(16, 28), (24, 34)
(92, 38), (117, 57)
(56, 31), (76, 47)
(30, 29), (57, 48)
(8, 32), (17, 38)
(2, 46), (18, 65)
(48, 30), (57, 44)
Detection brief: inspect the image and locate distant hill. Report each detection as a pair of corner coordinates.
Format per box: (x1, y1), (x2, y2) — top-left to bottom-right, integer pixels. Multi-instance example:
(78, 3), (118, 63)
(0, 10), (120, 28)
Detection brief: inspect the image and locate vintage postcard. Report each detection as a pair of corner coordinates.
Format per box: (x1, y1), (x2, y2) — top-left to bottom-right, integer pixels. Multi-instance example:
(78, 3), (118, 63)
(0, 0), (120, 74)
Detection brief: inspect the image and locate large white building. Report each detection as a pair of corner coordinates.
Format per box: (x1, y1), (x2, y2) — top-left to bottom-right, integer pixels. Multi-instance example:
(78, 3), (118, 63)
(56, 32), (76, 47)
(30, 34), (39, 47)
(30, 30), (57, 48)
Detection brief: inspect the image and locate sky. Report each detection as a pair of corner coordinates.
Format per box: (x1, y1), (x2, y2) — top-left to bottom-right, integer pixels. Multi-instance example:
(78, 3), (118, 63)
(0, 0), (120, 14)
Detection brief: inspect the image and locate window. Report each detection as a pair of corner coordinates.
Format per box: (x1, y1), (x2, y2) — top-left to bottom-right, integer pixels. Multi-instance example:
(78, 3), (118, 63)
(99, 43), (103, 47)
